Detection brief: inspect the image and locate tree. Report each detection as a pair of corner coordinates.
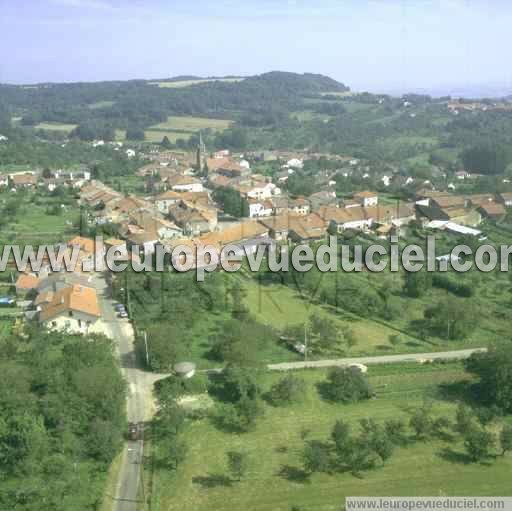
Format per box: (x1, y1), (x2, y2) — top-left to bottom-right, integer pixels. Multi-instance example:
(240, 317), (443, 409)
(227, 451), (249, 481)
(126, 126), (145, 140)
(212, 186), (249, 218)
(161, 135), (172, 149)
(403, 269), (432, 298)
(409, 404), (434, 439)
(302, 440), (331, 474)
(499, 425), (512, 455)
(464, 426), (495, 462)
(210, 364), (260, 403)
(384, 419), (408, 445)
(359, 418), (394, 465)
(461, 143), (508, 175)
(389, 334), (401, 347)
(268, 375), (305, 406)
(331, 419), (352, 458)
(423, 298), (474, 340)
(322, 367), (373, 403)
(160, 435), (188, 469)
(465, 344), (512, 413)
(454, 403), (475, 435)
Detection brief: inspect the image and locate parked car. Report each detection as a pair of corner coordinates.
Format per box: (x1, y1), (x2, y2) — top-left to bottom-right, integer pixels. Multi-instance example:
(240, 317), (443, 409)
(0, 297), (15, 307)
(127, 422), (138, 441)
(115, 303), (126, 312)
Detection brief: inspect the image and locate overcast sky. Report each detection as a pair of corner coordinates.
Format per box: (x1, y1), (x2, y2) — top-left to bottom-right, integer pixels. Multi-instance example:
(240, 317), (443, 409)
(1, 0), (511, 95)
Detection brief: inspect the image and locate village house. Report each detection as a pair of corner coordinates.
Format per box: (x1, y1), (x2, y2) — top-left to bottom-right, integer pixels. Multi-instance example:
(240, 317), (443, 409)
(168, 202), (215, 236)
(236, 180), (281, 200)
(478, 202), (507, 221)
(353, 191), (378, 207)
(499, 192), (512, 207)
(288, 197), (311, 215)
(126, 209), (183, 240)
(429, 195), (467, 210)
(38, 284), (101, 334)
(15, 273), (41, 298)
(318, 206), (372, 232)
(166, 174), (204, 193)
(154, 190), (183, 213)
(199, 220), (270, 254)
(270, 196), (289, 216)
(308, 190), (337, 210)
(465, 194), (496, 207)
(286, 158), (303, 169)
(124, 231), (160, 255)
(248, 198), (273, 218)
(320, 202), (415, 233)
(416, 203), (482, 227)
(455, 170), (470, 180)
(287, 213), (326, 243)
(207, 157), (250, 178)
(208, 173), (233, 189)
(9, 172), (38, 190)
(258, 215), (293, 241)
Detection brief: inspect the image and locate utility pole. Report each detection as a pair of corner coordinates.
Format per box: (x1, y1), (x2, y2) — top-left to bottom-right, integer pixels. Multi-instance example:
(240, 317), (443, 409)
(79, 205), (84, 236)
(304, 322), (308, 361)
(143, 330), (149, 367)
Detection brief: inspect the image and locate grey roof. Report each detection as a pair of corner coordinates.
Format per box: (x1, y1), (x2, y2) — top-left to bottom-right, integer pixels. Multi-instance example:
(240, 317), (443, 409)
(174, 362), (196, 374)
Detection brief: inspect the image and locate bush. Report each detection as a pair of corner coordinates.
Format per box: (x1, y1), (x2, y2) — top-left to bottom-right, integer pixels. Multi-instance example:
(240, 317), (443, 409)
(321, 367), (373, 403)
(268, 375), (306, 406)
(432, 274), (473, 297)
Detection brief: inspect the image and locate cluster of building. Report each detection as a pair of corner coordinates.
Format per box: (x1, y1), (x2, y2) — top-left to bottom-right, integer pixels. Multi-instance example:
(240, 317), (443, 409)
(0, 168), (91, 191)
(415, 190), (512, 225)
(14, 236), (102, 334)
(75, 144), (512, 267)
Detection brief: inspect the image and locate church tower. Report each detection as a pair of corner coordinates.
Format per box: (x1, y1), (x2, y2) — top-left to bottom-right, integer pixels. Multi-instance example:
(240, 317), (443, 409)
(196, 131), (207, 175)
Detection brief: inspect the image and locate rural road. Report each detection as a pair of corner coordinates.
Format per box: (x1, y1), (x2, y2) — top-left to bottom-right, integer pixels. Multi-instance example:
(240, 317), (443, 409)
(93, 273), (167, 511)
(267, 348), (487, 371)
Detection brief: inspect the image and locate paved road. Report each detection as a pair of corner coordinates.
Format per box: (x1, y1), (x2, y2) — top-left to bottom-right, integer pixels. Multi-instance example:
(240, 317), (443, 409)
(267, 348), (487, 371)
(93, 274), (148, 511)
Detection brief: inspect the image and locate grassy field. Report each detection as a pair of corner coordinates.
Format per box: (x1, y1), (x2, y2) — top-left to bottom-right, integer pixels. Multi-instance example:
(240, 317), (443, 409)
(149, 116), (233, 132)
(243, 278), (400, 354)
(148, 363), (512, 511)
(319, 91), (356, 97)
(9, 206), (76, 239)
(0, 190), (78, 244)
(291, 111), (332, 122)
(0, 318), (13, 337)
(34, 122), (78, 133)
(88, 100), (115, 109)
(141, 115), (232, 144)
(150, 78), (244, 88)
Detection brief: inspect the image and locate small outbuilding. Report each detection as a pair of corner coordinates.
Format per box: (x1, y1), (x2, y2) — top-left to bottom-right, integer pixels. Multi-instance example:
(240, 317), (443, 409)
(347, 363), (368, 374)
(174, 362), (196, 379)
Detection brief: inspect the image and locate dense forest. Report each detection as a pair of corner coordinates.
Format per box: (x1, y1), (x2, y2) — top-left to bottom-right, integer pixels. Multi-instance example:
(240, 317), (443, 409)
(0, 72), (348, 137)
(0, 328), (125, 510)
